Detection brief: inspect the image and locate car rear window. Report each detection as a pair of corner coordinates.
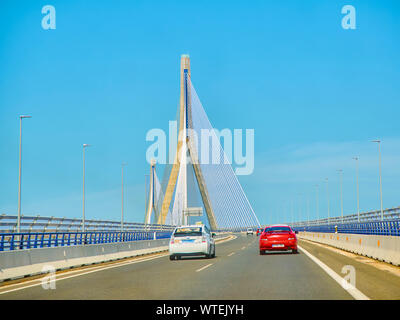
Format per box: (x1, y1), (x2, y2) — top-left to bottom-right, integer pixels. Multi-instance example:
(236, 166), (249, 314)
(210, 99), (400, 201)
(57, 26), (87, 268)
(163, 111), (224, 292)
(264, 226), (291, 233)
(174, 227), (202, 237)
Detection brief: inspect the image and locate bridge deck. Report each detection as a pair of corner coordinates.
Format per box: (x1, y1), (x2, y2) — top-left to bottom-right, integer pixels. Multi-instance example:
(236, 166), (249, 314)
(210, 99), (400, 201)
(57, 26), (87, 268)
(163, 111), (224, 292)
(1, 234), (399, 300)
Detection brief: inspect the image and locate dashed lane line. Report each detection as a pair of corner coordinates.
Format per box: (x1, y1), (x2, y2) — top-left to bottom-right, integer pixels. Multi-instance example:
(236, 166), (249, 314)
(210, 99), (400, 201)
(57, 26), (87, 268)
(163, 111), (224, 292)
(196, 264), (213, 272)
(0, 234), (238, 295)
(0, 253), (170, 296)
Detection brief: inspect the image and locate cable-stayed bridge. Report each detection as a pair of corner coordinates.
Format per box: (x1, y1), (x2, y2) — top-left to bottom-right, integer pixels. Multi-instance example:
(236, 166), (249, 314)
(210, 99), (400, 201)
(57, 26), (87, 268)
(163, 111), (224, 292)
(0, 55), (399, 301)
(144, 55), (260, 231)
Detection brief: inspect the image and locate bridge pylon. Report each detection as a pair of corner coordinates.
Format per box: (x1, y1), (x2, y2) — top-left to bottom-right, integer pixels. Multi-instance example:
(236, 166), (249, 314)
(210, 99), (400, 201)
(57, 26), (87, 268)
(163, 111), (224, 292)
(145, 159), (158, 225)
(157, 55), (217, 229)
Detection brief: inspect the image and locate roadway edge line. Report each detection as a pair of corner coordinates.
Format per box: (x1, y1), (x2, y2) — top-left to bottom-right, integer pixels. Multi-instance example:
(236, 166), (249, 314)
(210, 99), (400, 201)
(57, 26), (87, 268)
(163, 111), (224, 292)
(0, 253), (170, 295)
(0, 233), (237, 295)
(298, 245), (370, 300)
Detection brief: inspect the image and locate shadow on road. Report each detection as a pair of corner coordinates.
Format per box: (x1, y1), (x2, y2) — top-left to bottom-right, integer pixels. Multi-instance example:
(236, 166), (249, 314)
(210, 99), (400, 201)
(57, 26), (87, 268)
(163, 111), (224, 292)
(262, 251), (299, 256)
(172, 256), (218, 261)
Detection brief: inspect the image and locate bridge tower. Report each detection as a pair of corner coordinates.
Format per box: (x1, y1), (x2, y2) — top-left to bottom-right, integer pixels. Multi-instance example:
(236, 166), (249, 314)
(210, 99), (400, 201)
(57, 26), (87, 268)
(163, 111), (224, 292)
(158, 55), (217, 229)
(144, 159), (158, 224)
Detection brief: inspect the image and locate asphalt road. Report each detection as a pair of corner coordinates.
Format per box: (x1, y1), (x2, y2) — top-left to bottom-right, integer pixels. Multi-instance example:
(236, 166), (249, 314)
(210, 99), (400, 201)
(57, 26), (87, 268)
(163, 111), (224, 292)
(0, 234), (362, 300)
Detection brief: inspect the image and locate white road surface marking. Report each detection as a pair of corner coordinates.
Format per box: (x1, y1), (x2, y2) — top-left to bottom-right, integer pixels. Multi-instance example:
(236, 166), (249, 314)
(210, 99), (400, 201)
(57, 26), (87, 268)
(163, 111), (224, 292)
(298, 245), (369, 300)
(196, 264), (213, 272)
(0, 253), (170, 295)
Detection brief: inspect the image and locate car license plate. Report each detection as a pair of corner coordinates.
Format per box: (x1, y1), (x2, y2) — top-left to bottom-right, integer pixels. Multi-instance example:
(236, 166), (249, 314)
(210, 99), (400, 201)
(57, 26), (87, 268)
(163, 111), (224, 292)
(272, 244), (284, 248)
(182, 239), (194, 243)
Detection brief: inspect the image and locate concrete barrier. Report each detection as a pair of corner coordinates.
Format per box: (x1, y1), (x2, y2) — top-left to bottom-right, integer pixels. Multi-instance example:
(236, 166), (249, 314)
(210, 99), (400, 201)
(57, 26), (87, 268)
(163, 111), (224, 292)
(299, 232), (400, 266)
(0, 239), (169, 282)
(0, 233), (232, 282)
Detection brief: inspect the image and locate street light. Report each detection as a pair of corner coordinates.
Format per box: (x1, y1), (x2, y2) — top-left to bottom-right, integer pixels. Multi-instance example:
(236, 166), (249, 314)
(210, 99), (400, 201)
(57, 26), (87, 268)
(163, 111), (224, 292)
(371, 140), (384, 221)
(17, 115), (32, 233)
(353, 157), (360, 222)
(145, 173), (150, 225)
(291, 199), (294, 225)
(325, 178), (330, 224)
(121, 162), (128, 231)
(82, 144), (91, 232)
(297, 193), (303, 224)
(315, 184), (319, 221)
(282, 202), (285, 224)
(337, 169), (344, 223)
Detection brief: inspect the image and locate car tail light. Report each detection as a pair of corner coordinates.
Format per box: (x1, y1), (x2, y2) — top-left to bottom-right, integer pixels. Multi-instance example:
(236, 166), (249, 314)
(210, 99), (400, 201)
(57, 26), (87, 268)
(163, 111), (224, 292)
(288, 237), (295, 240)
(260, 234), (268, 240)
(170, 237), (175, 244)
(202, 236), (206, 243)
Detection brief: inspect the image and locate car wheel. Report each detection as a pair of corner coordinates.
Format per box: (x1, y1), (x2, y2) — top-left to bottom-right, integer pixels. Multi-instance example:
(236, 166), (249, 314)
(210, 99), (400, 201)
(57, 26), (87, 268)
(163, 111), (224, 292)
(259, 250), (265, 255)
(292, 249), (298, 254)
(169, 255), (175, 260)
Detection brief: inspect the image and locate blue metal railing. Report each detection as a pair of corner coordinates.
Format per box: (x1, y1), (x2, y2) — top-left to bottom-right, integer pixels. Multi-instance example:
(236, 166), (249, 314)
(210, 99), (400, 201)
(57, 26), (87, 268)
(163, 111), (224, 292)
(292, 219), (400, 236)
(289, 206), (400, 228)
(0, 213), (176, 233)
(0, 231), (173, 251)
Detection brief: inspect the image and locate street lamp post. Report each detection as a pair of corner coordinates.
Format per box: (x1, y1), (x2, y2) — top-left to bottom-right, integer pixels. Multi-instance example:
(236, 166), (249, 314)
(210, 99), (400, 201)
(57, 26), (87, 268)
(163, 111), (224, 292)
(145, 174), (150, 225)
(283, 202), (286, 225)
(315, 184), (319, 221)
(121, 162), (127, 231)
(82, 144), (91, 232)
(371, 140), (384, 221)
(291, 199), (294, 226)
(337, 169), (344, 223)
(17, 115), (32, 233)
(297, 193), (303, 225)
(326, 178), (330, 225)
(353, 157), (360, 222)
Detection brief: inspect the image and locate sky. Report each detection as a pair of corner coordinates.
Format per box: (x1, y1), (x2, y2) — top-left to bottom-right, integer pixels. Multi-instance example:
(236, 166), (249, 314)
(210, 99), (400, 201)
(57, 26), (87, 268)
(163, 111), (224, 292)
(0, 0), (399, 226)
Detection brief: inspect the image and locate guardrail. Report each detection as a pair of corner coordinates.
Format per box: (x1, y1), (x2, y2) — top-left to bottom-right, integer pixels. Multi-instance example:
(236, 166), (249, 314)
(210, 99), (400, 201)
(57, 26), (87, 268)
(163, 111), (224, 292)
(292, 219), (400, 236)
(290, 206), (400, 228)
(0, 231), (173, 251)
(0, 214), (175, 233)
(214, 227), (260, 232)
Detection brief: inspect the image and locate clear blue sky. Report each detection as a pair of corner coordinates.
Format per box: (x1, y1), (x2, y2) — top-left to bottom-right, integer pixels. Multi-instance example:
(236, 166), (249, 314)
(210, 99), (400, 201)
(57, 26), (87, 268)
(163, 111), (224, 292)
(0, 0), (399, 225)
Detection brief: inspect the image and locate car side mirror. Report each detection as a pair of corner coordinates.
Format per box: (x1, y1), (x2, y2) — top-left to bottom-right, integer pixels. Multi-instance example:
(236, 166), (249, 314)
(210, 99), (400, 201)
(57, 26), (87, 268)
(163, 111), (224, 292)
(295, 231), (298, 234)
(212, 233), (216, 237)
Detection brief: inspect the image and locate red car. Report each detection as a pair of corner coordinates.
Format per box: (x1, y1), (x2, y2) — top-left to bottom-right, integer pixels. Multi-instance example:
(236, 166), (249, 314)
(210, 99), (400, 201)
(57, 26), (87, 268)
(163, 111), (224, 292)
(259, 224), (298, 255)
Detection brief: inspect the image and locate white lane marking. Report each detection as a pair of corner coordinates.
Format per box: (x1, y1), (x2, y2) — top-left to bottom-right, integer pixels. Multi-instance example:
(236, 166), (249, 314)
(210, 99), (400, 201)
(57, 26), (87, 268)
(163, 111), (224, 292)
(241, 246), (246, 250)
(196, 264), (213, 272)
(215, 235), (237, 244)
(0, 253), (170, 295)
(0, 235), (238, 295)
(228, 252), (235, 257)
(0, 265), (100, 290)
(298, 245), (369, 300)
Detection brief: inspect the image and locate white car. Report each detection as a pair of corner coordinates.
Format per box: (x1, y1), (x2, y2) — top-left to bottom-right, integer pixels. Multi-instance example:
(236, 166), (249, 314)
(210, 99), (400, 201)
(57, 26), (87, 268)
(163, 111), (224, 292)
(246, 228), (254, 235)
(169, 225), (216, 260)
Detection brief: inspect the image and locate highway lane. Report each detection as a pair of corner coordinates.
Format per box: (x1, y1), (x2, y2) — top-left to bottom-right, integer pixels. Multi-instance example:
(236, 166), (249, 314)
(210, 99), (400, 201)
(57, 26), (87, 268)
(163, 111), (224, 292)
(0, 234), (354, 299)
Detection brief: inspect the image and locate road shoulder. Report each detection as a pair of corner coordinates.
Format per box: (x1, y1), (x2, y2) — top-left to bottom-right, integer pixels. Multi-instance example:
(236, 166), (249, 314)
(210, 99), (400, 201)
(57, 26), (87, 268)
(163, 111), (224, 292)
(298, 239), (400, 300)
